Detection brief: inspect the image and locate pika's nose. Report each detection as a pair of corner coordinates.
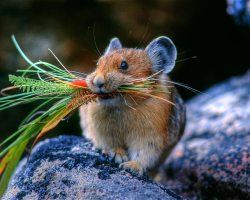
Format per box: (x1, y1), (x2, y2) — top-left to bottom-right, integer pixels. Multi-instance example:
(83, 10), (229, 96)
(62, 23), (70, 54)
(93, 75), (105, 89)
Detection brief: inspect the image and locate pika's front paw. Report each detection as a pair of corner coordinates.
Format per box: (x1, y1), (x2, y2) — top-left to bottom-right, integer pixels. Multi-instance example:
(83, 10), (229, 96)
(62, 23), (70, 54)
(119, 160), (144, 176)
(103, 148), (128, 164)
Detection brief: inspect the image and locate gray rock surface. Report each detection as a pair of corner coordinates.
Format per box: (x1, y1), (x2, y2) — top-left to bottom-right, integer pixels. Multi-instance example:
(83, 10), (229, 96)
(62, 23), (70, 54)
(4, 70), (250, 200)
(163, 70), (250, 199)
(3, 135), (182, 200)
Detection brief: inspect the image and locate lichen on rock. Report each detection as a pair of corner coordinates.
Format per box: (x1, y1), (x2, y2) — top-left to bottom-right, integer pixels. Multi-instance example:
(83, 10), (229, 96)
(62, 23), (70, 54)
(3, 136), (181, 200)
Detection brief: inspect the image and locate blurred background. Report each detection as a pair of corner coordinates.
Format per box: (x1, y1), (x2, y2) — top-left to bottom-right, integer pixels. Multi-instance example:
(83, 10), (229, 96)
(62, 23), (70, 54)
(0, 0), (249, 142)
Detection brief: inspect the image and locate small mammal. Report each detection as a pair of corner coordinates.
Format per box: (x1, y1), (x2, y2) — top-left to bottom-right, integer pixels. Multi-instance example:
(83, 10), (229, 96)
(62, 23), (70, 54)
(80, 36), (186, 175)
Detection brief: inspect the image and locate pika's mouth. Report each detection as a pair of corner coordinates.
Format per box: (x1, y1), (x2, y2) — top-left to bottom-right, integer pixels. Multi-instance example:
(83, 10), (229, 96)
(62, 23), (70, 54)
(97, 93), (117, 100)
(99, 94), (114, 100)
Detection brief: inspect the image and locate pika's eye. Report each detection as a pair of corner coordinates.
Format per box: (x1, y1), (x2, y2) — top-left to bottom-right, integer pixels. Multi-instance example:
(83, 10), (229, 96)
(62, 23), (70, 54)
(120, 60), (128, 70)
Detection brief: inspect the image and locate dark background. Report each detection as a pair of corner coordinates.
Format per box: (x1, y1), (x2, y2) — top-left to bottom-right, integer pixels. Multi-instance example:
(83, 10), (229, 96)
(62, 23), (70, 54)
(0, 0), (249, 142)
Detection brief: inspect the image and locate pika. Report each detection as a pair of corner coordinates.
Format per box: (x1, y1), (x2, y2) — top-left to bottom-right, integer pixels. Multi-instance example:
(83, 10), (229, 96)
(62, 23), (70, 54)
(79, 36), (185, 175)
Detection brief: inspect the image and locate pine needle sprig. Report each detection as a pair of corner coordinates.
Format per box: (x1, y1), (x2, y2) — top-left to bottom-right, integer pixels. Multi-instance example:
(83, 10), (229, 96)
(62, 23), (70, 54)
(0, 36), (91, 196)
(9, 75), (74, 94)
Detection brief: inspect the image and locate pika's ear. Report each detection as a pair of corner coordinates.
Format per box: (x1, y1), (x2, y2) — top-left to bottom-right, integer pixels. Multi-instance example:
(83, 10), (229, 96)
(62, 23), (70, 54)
(145, 36), (177, 74)
(104, 37), (122, 55)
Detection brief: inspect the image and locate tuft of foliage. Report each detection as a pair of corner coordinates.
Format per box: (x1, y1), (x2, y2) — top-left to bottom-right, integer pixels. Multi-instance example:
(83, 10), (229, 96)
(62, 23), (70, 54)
(0, 35), (172, 197)
(9, 75), (74, 94)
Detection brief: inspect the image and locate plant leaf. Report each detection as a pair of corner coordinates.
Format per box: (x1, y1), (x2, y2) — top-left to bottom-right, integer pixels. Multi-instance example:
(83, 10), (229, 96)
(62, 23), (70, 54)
(0, 140), (28, 197)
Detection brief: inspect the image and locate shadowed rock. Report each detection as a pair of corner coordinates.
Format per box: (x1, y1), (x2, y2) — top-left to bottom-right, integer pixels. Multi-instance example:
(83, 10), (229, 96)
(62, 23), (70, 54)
(163, 70), (250, 199)
(3, 136), (182, 200)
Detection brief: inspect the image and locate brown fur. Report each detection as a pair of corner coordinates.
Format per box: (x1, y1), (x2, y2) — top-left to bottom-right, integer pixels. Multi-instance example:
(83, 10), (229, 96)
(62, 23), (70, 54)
(79, 48), (185, 175)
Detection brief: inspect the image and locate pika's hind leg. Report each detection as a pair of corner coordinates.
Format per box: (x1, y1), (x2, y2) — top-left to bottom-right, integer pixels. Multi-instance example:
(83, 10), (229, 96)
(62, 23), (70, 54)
(103, 147), (129, 164)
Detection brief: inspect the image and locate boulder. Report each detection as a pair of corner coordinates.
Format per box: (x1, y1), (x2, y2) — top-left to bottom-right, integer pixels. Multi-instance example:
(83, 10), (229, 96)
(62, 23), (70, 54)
(3, 135), (182, 200)
(163, 70), (250, 199)
(4, 70), (250, 199)
(227, 0), (250, 27)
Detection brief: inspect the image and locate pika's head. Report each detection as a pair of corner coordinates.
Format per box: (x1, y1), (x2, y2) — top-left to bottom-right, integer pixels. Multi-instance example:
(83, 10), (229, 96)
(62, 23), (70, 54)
(86, 36), (177, 106)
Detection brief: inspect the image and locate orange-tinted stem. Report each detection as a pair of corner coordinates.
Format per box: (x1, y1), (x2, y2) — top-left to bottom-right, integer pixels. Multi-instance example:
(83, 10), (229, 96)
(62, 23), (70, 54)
(69, 79), (88, 88)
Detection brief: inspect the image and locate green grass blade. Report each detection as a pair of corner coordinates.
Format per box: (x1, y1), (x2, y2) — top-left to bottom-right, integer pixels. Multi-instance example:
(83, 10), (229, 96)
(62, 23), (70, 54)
(0, 97), (70, 157)
(12, 35), (75, 81)
(11, 35), (47, 74)
(19, 97), (58, 127)
(0, 127), (25, 149)
(0, 140), (28, 197)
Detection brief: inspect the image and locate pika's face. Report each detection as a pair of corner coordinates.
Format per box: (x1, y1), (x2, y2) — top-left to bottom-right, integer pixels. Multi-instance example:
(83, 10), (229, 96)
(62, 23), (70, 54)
(86, 49), (152, 106)
(86, 36), (177, 106)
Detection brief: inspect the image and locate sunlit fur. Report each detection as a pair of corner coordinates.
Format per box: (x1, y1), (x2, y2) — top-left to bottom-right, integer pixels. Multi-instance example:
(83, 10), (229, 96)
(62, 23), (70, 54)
(80, 47), (185, 175)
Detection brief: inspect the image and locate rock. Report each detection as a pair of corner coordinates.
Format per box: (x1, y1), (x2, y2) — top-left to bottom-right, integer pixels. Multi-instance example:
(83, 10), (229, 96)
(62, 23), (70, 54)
(4, 70), (250, 200)
(227, 0), (250, 27)
(3, 135), (182, 200)
(163, 70), (250, 199)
